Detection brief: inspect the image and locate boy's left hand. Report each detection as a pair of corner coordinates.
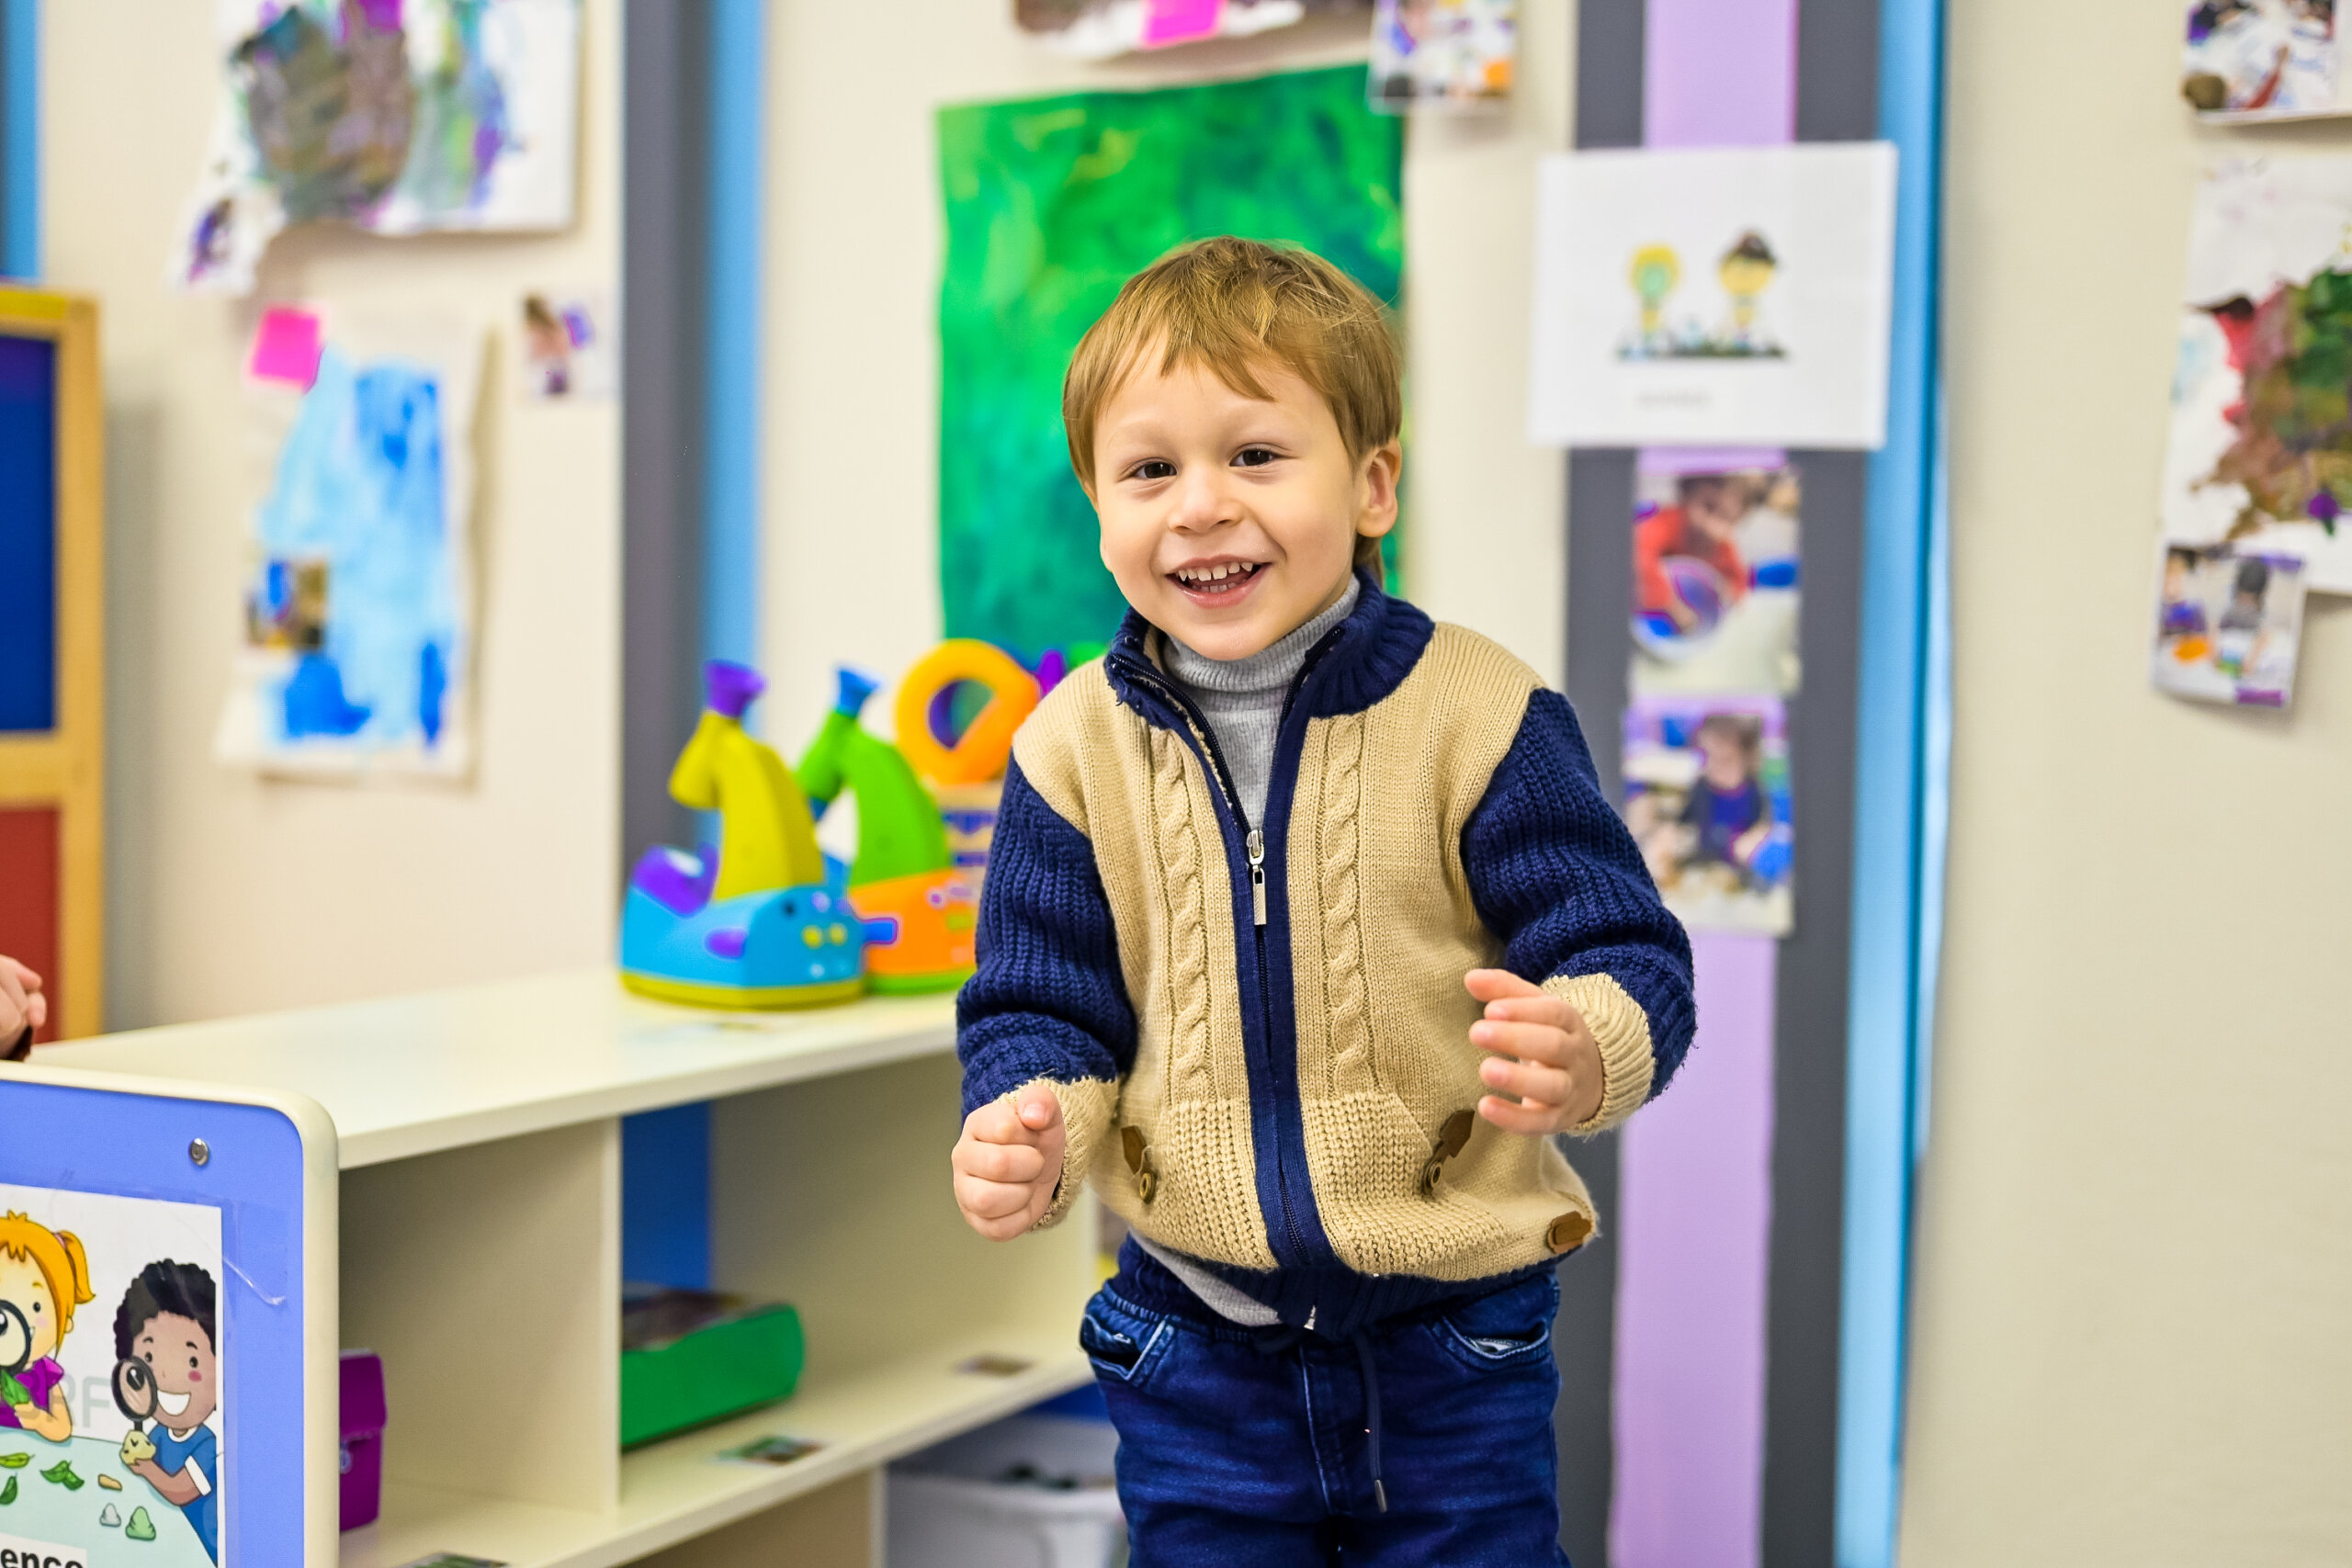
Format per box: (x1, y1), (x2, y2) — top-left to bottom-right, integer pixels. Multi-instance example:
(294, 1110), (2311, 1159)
(1464, 969), (1603, 1134)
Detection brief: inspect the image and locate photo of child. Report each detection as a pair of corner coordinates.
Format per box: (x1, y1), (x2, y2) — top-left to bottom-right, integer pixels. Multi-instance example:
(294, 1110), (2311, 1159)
(1622, 695), (1793, 935)
(1632, 465), (1802, 696)
(2151, 542), (2307, 709)
(2183, 0), (2340, 116)
(0, 1184), (223, 1568)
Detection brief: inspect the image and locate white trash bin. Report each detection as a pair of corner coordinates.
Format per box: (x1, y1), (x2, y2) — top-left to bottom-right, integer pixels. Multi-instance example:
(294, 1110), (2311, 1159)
(888, 1413), (1125, 1568)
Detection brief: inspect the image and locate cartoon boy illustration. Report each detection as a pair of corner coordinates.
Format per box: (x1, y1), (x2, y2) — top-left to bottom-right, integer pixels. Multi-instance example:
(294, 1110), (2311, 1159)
(117, 1261), (220, 1563)
(0, 1212), (96, 1441)
(1717, 231), (1780, 350)
(1635, 473), (1753, 634)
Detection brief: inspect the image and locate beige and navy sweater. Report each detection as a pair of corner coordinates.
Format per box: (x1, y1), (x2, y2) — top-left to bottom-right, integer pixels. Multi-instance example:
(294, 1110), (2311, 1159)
(957, 573), (1695, 1334)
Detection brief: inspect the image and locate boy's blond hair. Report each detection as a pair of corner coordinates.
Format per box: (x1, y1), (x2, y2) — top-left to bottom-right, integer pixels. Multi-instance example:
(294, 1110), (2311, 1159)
(1063, 236), (1401, 572)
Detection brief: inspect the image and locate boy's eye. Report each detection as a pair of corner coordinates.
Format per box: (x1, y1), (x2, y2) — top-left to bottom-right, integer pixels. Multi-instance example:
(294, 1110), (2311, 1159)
(1127, 459), (1176, 482)
(1235, 447), (1279, 468)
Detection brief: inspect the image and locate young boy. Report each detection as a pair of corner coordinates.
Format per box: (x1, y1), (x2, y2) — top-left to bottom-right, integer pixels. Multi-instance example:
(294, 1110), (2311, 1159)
(953, 237), (1694, 1563)
(1634, 472), (1750, 634)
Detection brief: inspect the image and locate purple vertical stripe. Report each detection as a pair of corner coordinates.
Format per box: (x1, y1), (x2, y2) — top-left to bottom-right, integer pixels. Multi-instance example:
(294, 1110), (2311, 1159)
(1611, 933), (1779, 1568)
(1610, 3), (1799, 1566)
(1643, 0), (1800, 148)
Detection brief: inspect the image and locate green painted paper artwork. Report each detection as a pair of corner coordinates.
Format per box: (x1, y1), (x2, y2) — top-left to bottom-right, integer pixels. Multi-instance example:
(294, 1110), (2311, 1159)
(937, 65), (1404, 663)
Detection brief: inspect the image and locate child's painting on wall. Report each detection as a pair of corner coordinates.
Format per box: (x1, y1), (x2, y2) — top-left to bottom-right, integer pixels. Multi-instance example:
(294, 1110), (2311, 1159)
(1631, 464), (1801, 697)
(2183, 0), (2341, 117)
(1013, 0), (1366, 59)
(0, 1185), (223, 1567)
(519, 290), (616, 401)
(2152, 543), (2307, 708)
(1622, 695), (1793, 937)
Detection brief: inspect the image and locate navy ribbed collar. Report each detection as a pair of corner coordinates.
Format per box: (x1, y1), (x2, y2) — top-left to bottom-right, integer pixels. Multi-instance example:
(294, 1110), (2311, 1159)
(1103, 568), (1433, 724)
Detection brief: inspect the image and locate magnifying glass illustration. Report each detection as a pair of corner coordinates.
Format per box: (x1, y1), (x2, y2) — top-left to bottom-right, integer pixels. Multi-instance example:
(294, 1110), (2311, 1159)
(0, 1301), (30, 1404)
(113, 1357), (161, 1464)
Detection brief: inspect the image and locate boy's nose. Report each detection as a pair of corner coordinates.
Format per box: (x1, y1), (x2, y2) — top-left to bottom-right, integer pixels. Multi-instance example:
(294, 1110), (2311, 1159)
(1168, 470), (1235, 532)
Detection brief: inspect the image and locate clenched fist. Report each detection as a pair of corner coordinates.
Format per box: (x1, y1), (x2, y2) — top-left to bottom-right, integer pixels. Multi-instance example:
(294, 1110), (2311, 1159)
(952, 1085), (1067, 1240)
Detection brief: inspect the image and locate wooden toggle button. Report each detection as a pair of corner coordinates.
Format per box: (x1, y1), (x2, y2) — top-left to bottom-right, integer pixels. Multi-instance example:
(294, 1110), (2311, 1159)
(1121, 1124), (1158, 1203)
(1545, 1211), (1592, 1255)
(1419, 1109), (1477, 1197)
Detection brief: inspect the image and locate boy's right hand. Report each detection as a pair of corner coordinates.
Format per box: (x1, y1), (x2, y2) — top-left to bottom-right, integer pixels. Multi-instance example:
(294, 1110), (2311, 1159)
(0, 957), (43, 1059)
(952, 1086), (1067, 1240)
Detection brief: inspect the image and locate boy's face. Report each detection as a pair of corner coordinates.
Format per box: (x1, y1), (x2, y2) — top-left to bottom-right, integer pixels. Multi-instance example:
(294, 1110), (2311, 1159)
(1090, 354), (1398, 661)
(1697, 729), (1750, 790)
(1683, 481), (1745, 544)
(134, 1311), (218, 1435)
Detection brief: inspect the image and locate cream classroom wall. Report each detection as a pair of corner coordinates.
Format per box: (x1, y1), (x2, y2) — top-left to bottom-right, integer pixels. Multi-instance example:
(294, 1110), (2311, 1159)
(755, 1), (1575, 751)
(41, 3), (624, 1029)
(1905, 4), (2352, 1563)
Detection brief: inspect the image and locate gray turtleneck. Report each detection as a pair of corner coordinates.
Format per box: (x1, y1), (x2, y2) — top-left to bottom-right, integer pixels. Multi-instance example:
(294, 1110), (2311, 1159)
(1162, 578), (1361, 829)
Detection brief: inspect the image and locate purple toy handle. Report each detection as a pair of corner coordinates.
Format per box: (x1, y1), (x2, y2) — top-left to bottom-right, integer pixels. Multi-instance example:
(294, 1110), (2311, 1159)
(706, 660), (766, 719)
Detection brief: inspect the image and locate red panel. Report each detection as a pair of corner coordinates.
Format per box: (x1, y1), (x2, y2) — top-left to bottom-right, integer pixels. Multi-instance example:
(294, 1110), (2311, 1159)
(0, 807), (60, 1044)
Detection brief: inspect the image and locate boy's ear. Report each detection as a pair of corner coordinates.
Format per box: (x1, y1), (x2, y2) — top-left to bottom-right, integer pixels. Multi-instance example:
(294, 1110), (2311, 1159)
(1356, 441), (1403, 541)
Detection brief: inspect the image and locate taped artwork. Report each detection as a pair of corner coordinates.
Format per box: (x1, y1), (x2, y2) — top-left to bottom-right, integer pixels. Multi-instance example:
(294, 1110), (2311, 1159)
(1369, 0), (1517, 113)
(937, 67), (1403, 662)
(2182, 0), (2345, 118)
(0, 1189), (225, 1566)
(2161, 157), (2352, 592)
(518, 289), (614, 400)
(174, 0), (581, 296)
(1014, 0), (1367, 59)
(215, 313), (481, 780)
(2151, 542), (2306, 709)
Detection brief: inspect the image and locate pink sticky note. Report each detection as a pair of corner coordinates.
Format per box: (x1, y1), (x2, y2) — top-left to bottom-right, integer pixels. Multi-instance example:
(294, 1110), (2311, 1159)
(249, 307), (323, 389)
(1142, 0), (1223, 47)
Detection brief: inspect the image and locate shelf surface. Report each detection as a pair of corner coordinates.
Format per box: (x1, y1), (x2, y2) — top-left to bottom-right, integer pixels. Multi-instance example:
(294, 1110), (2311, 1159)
(33, 969), (958, 1167)
(338, 1325), (1092, 1568)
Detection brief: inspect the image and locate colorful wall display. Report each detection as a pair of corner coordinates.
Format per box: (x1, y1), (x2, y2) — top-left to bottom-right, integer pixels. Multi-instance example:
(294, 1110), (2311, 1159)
(936, 66), (1404, 663)
(214, 309), (481, 780)
(174, 0), (582, 296)
(2183, 0), (2346, 118)
(2151, 542), (2307, 708)
(1529, 143), (1899, 448)
(2164, 156), (2352, 593)
(1014, 0), (1366, 59)
(1632, 463), (1801, 697)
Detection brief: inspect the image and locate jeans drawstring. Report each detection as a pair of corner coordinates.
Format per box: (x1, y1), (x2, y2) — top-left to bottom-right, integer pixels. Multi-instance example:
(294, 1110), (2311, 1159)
(1248, 1319), (1390, 1513)
(1353, 1333), (1387, 1512)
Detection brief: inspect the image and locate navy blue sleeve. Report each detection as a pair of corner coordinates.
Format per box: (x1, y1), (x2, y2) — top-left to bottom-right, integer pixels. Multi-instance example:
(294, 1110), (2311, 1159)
(1461, 688), (1697, 1097)
(956, 757), (1138, 1116)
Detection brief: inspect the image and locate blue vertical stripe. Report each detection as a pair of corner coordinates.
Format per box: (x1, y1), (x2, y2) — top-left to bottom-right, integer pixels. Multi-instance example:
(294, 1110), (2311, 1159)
(1837, 1), (1947, 1564)
(702, 0), (764, 675)
(4, 0), (36, 279)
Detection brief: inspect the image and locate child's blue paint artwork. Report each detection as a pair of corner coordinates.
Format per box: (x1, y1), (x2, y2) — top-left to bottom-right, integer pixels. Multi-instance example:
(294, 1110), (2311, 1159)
(216, 317), (478, 779)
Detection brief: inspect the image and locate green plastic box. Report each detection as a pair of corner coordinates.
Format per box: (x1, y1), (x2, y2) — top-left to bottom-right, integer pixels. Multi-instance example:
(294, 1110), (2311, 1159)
(620, 1290), (806, 1450)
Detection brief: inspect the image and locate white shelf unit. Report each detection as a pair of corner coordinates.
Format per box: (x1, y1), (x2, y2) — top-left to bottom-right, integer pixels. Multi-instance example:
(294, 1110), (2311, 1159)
(41, 971), (1098, 1568)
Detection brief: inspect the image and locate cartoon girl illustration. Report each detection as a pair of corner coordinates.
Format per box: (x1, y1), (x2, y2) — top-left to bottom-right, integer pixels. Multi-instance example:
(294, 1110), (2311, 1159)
(0, 1211), (96, 1441)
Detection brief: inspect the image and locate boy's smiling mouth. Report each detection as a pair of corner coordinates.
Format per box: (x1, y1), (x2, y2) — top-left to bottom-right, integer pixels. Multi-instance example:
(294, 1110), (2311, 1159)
(1168, 558), (1267, 605)
(156, 1388), (192, 1417)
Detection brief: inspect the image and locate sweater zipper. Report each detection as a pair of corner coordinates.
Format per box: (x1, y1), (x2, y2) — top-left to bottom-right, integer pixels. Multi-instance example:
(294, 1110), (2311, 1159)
(1112, 655), (1317, 1265)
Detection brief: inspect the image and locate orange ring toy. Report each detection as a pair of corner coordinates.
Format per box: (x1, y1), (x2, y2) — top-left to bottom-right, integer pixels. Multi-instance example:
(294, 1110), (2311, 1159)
(893, 640), (1041, 787)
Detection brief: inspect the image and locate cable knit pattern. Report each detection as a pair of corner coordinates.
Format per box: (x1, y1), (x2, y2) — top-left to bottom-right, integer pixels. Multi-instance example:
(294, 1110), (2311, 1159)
(1317, 711), (1373, 1094)
(1151, 726), (1215, 1100)
(959, 581), (1694, 1313)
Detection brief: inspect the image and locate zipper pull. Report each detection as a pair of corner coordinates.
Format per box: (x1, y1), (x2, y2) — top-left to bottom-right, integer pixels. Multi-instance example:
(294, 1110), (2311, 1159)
(1247, 829), (1267, 926)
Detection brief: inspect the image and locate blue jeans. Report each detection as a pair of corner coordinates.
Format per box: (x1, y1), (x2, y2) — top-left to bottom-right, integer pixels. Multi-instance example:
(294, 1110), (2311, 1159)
(1082, 1268), (1574, 1565)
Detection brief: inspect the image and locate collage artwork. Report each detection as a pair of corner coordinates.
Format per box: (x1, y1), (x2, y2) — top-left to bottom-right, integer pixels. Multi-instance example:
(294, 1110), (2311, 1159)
(0, 1189), (226, 1568)
(1623, 463), (1800, 936)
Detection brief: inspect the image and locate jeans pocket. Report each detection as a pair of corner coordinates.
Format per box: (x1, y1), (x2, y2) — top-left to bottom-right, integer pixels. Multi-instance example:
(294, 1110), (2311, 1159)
(1080, 1289), (1171, 1387)
(1430, 1272), (1558, 1374)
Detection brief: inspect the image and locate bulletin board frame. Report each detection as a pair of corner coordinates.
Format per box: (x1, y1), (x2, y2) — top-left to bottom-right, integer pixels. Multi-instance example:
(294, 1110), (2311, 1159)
(0, 288), (103, 1041)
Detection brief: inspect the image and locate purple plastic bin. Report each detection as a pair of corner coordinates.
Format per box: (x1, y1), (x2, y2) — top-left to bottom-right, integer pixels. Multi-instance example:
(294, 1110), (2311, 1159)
(340, 1350), (387, 1531)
